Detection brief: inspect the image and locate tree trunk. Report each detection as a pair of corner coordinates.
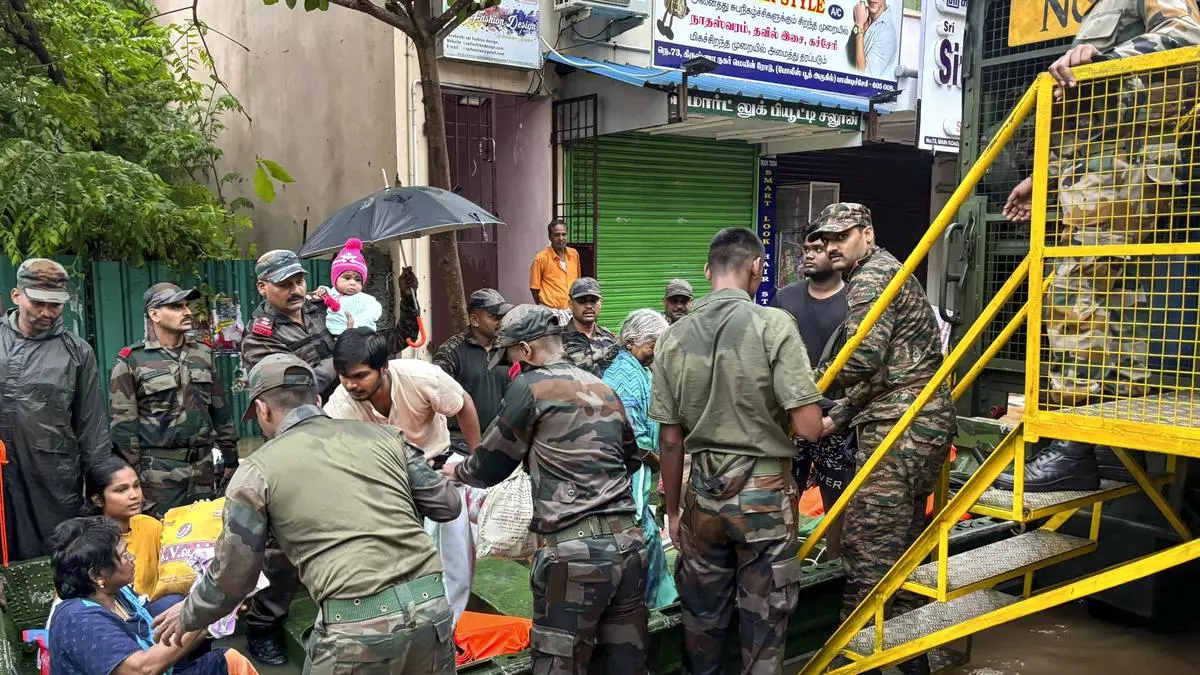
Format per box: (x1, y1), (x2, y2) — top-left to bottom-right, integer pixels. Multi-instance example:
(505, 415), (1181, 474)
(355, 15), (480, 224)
(414, 35), (469, 333)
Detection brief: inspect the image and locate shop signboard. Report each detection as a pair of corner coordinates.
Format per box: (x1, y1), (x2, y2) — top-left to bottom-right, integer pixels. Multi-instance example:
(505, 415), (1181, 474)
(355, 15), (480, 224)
(756, 158), (780, 306)
(651, 0), (905, 98)
(1008, 0), (1095, 47)
(917, 0), (965, 151)
(440, 0), (540, 70)
(670, 91), (862, 130)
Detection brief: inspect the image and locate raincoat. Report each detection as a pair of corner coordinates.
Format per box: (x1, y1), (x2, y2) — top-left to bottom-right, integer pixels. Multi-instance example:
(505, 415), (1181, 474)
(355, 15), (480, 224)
(0, 309), (110, 561)
(603, 349), (678, 608)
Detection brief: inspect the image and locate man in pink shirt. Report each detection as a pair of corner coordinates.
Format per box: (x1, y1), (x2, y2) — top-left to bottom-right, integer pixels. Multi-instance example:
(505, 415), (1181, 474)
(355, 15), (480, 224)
(324, 328), (483, 623)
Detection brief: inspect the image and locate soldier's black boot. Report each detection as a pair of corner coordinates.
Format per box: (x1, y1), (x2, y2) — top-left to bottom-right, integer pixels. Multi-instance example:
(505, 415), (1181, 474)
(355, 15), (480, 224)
(993, 440), (1100, 492)
(246, 629), (289, 667)
(896, 654), (932, 675)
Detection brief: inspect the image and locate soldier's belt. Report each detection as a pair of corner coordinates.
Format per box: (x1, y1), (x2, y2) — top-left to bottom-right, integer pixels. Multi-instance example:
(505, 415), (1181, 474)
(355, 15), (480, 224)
(321, 573), (446, 625)
(541, 513), (638, 546)
(143, 447), (209, 462)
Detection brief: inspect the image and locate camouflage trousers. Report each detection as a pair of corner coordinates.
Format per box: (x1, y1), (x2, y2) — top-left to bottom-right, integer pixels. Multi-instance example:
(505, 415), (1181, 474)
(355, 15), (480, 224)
(841, 417), (952, 620)
(676, 452), (803, 675)
(305, 592), (456, 675)
(1043, 72), (1198, 406)
(140, 448), (216, 519)
(530, 516), (649, 675)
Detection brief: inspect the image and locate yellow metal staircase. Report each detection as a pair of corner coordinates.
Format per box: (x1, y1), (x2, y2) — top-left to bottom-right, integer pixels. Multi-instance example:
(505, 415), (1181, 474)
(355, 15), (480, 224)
(796, 46), (1200, 674)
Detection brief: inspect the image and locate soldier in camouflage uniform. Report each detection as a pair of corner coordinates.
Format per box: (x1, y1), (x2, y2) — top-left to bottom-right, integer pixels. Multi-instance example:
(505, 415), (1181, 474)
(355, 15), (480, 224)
(809, 204), (955, 675)
(650, 228), (825, 675)
(153, 353), (462, 675)
(239, 249), (339, 665)
(447, 304), (650, 675)
(561, 277), (619, 377)
(242, 249), (339, 400)
(110, 283), (240, 518)
(1000, 0), (1200, 490)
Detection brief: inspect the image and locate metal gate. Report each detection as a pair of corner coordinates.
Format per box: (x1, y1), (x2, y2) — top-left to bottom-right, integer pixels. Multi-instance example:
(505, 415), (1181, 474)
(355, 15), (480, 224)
(959, 0), (1075, 413)
(553, 95), (599, 277)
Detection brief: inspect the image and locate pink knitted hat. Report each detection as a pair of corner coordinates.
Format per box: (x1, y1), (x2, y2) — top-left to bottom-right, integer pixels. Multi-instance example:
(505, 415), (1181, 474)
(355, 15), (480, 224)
(332, 238), (369, 283)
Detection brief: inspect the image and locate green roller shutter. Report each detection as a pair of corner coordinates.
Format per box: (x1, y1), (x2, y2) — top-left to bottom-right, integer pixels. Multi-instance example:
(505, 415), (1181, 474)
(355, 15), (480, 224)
(595, 134), (758, 329)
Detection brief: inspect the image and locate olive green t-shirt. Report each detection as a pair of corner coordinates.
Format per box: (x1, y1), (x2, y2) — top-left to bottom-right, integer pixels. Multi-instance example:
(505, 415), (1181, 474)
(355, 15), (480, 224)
(648, 288), (823, 458)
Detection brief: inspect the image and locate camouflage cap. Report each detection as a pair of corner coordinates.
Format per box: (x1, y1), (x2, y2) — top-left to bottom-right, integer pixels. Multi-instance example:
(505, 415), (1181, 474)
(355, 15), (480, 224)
(467, 289), (513, 316)
(664, 278), (693, 299)
(255, 249), (307, 284)
(16, 258), (70, 304)
(143, 282), (201, 313)
(806, 202), (874, 242)
(241, 353), (317, 422)
(569, 277), (602, 300)
(487, 304), (564, 368)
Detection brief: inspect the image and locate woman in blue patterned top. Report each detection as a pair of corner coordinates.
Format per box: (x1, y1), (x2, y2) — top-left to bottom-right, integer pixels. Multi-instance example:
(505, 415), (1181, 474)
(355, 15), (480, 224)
(603, 309), (679, 609)
(46, 517), (253, 675)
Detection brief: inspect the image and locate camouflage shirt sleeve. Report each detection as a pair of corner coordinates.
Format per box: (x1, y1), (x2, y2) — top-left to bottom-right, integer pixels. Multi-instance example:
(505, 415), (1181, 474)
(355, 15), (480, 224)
(109, 356), (141, 465)
(828, 260), (895, 414)
(180, 462), (269, 631)
(432, 342), (459, 379)
(240, 329), (283, 374)
(1076, 0), (1200, 57)
(210, 366), (239, 466)
(403, 440), (462, 522)
(454, 377), (537, 488)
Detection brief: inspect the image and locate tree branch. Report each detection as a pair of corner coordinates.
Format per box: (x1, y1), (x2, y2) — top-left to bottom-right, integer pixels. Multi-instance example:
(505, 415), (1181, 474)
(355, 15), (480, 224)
(328, 0), (418, 35)
(191, 0), (251, 123)
(140, 6), (193, 24)
(6, 0), (66, 86)
(432, 0), (475, 37)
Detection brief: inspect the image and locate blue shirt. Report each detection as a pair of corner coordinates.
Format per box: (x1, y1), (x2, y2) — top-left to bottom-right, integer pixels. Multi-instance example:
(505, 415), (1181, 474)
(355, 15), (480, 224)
(603, 350), (657, 513)
(49, 589), (155, 675)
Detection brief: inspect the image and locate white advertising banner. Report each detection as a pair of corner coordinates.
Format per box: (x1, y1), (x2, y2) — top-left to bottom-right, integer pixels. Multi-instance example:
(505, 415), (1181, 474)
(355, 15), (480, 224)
(917, 0), (965, 151)
(441, 0), (541, 70)
(651, 0), (904, 98)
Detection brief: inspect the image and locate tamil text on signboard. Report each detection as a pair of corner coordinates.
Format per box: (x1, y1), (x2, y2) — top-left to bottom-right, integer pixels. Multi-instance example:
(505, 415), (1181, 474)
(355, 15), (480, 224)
(1008, 0), (1096, 47)
(671, 92), (862, 129)
(441, 0), (540, 69)
(652, 0), (905, 98)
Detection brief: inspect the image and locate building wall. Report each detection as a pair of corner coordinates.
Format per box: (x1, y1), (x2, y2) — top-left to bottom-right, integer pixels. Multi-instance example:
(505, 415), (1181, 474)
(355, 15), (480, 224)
(157, 1), (399, 253)
(494, 96), (554, 304)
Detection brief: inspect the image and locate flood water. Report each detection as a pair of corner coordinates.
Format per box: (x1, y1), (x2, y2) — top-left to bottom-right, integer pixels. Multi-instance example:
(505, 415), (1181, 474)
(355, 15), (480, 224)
(944, 602), (1200, 675)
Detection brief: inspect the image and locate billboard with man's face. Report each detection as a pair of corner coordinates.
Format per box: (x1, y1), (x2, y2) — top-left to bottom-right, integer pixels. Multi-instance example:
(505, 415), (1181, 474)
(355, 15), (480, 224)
(651, 0), (905, 99)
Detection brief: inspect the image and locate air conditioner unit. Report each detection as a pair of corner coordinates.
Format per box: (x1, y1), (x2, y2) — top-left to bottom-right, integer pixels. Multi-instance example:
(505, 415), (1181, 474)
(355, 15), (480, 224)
(554, 0), (649, 21)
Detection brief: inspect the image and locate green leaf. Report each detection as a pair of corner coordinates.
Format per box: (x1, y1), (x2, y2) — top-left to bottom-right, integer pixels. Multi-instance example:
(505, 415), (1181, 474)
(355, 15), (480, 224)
(285, 0), (297, 7)
(318, 0), (329, 8)
(260, 158), (295, 184)
(253, 164), (277, 202)
(304, 0), (319, 9)
(263, 0), (279, 4)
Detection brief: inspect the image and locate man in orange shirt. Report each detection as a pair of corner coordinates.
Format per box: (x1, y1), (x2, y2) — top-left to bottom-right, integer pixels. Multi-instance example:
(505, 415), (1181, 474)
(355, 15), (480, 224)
(529, 219), (581, 309)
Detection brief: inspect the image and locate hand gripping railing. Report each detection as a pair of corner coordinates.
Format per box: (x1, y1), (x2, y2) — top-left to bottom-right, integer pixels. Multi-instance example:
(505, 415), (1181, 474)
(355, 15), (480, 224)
(795, 81), (1040, 564)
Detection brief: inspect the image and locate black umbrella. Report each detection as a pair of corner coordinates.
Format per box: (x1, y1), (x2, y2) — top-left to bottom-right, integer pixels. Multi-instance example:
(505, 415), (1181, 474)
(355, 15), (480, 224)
(298, 186), (503, 258)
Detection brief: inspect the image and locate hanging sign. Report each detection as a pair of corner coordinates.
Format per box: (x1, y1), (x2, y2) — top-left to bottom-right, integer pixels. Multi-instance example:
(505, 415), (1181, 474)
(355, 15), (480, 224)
(756, 158), (779, 306)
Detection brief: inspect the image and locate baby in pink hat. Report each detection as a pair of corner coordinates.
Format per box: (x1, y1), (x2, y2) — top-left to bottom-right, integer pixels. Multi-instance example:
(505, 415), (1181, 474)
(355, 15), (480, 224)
(327, 238), (383, 335)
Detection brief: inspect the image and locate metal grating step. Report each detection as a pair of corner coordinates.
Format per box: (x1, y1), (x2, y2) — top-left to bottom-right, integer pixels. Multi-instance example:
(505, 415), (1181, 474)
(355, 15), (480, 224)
(847, 590), (1018, 655)
(905, 530), (1095, 597)
(965, 476), (1161, 519)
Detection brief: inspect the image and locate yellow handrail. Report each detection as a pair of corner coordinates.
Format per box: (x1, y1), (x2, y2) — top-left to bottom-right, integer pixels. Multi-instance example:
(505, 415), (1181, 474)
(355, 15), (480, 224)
(816, 79), (1040, 393)
(797, 256), (1032, 562)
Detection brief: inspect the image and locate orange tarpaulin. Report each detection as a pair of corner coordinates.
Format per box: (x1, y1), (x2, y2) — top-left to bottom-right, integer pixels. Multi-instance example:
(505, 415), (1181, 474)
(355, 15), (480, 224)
(454, 611), (533, 666)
